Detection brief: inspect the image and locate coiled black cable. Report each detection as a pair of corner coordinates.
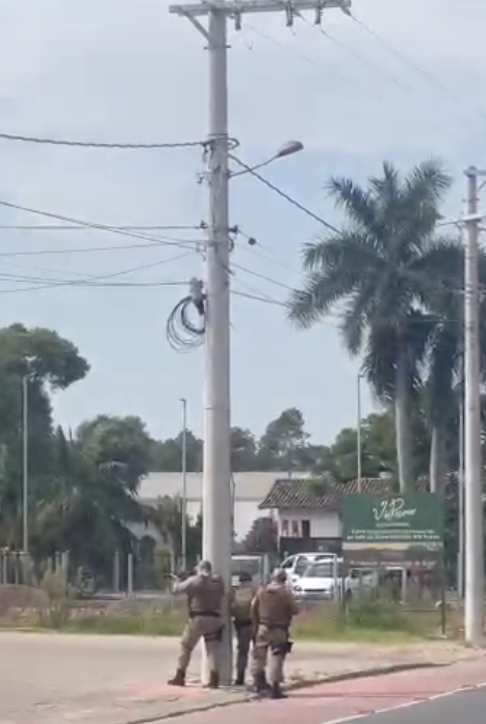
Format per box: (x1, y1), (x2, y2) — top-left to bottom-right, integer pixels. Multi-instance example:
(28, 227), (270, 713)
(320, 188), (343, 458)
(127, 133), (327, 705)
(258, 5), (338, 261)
(166, 282), (206, 352)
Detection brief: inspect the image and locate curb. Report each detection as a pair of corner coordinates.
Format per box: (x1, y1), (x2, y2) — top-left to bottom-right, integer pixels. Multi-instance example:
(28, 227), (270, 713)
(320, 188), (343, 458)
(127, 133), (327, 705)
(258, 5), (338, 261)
(284, 660), (450, 692)
(125, 660), (449, 724)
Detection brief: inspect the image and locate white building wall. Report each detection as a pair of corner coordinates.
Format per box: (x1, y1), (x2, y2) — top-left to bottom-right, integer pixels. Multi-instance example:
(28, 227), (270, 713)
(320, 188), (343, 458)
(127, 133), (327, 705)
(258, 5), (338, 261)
(276, 509), (341, 538)
(186, 499), (271, 541)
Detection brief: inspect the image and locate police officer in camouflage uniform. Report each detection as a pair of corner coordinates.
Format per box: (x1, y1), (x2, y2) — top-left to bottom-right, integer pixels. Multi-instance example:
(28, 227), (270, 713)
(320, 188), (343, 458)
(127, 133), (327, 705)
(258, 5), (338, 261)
(168, 560), (225, 688)
(230, 571), (259, 686)
(250, 568), (299, 699)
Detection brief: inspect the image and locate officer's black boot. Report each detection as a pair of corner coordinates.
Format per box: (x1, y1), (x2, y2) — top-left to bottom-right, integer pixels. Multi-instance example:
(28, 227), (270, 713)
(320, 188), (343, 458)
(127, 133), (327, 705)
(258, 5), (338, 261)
(208, 670), (219, 689)
(234, 665), (246, 686)
(168, 668), (185, 687)
(254, 672), (269, 694)
(270, 682), (287, 700)
(261, 671), (272, 691)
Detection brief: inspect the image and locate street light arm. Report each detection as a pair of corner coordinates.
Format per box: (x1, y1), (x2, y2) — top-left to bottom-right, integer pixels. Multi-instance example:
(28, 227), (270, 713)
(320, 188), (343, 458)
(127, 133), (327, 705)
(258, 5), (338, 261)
(229, 140), (303, 179)
(229, 156), (275, 178)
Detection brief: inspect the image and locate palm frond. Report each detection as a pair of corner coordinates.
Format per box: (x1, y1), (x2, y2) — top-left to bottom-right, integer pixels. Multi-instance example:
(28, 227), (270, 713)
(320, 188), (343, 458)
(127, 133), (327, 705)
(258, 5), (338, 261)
(300, 232), (383, 272)
(407, 238), (463, 305)
(405, 159), (451, 205)
(287, 270), (350, 328)
(325, 177), (378, 233)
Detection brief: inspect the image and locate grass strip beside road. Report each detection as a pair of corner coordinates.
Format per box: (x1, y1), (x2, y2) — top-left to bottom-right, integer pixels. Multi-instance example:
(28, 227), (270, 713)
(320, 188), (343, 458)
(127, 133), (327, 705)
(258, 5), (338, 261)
(0, 596), (447, 643)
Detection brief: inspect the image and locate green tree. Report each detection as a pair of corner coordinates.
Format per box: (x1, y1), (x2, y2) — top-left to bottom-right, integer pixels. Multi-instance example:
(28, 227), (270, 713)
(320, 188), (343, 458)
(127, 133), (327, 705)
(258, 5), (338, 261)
(258, 407), (309, 472)
(230, 427), (258, 471)
(0, 325), (89, 548)
(31, 427), (144, 580)
(421, 252), (486, 492)
(242, 516), (278, 554)
(287, 160), (458, 491)
(150, 430), (202, 472)
(147, 496), (202, 568)
(76, 415), (152, 492)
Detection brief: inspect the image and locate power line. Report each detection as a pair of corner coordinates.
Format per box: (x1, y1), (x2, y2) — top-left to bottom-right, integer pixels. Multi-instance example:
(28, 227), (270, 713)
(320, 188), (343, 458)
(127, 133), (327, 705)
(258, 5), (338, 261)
(350, 14), (470, 105)
(0, 242), (164, 258)
(0, 132), (206, 150)
(297, 13), (412, 93)
(348, 13), (486, 134)
(0, 224), (204, 231)
(232, 262), (295, 291)
(236, 227), (300, 275)
(244, 22), (370, 98)
(229, 155), (339, 232)
(231, 288), (286, 307)
(0, 251), (193, 294)
(0, 198), (200, 250)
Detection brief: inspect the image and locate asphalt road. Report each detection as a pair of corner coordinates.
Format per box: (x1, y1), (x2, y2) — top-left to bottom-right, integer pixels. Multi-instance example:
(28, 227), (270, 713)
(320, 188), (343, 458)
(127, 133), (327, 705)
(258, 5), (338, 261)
(357, 686), (486, 724)
(167, 657), (486, 724)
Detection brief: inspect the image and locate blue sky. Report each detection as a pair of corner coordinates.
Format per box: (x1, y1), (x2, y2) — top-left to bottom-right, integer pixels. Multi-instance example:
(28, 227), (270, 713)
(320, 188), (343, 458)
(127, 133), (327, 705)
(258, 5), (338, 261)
(0, 0), (484, 445)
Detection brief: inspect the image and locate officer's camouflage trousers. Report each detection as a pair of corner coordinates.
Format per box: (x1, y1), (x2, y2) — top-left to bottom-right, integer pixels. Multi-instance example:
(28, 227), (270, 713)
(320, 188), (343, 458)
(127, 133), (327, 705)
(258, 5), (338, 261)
(250, 624), (288, 685)
(234, 622), (253, 679)
(177, 615), (223, 672)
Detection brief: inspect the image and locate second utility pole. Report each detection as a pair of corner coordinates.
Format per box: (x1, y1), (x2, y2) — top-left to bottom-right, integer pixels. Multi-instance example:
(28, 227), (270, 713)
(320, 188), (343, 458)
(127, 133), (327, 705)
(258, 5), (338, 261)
(463, 166), (485, 646)
(169, 0), (351, 684)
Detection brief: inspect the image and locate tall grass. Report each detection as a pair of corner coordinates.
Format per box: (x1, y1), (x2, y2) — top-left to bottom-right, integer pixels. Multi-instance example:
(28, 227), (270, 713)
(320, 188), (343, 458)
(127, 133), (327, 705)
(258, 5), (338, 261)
(17, 596), (442, 641)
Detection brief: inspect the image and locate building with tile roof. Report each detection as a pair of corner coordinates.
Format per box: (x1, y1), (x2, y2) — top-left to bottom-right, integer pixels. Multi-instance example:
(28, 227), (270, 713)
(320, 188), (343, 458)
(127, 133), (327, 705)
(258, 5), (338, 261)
(259, 476), (422, 556)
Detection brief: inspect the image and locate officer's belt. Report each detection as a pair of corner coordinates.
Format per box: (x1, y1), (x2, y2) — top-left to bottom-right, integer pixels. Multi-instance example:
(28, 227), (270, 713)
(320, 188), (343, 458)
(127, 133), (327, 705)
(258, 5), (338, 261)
(189, 610), (220, 618)
(234, 618), (252, 627)
(260, 622), (289, 630)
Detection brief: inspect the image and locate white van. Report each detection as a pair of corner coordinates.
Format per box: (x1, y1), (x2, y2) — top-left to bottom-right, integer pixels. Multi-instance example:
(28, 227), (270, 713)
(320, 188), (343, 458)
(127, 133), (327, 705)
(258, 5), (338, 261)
(281, 552), (338, 584)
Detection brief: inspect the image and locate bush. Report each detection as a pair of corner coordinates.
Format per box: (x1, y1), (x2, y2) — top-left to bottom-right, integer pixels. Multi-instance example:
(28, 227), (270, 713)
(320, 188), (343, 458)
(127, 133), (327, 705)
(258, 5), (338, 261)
(343, 596), (406, 630)
(37, 567), (70, 629)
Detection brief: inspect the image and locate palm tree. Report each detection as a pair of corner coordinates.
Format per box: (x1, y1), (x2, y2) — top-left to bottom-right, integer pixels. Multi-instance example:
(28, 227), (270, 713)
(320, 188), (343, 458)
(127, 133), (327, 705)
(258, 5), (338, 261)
(423, 251), (486, 492)
(288, 159), (460, 492)
(32, 428), (144, 579)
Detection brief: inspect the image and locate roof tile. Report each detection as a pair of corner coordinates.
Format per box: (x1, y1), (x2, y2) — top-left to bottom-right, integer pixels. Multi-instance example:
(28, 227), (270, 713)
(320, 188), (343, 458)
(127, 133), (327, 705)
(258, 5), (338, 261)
(258, 477), (428, 510)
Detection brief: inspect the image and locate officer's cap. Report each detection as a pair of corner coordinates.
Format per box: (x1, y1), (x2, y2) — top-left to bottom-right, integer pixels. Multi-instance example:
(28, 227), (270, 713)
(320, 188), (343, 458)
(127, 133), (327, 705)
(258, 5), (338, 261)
(198, 559), (213, 576)
(271, 568), (287, 583)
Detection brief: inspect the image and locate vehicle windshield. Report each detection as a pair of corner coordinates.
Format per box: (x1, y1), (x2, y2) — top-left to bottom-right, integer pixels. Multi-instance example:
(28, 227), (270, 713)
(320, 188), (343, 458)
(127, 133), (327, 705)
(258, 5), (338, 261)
(294, 556), (313, 576)
(305, 561), (342, 578)
(231, 557), (261, 577)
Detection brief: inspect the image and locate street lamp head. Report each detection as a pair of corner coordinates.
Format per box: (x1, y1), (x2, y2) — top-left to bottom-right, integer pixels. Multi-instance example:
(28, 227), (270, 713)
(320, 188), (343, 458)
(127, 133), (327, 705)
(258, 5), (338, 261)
(275, 140), (304, 159)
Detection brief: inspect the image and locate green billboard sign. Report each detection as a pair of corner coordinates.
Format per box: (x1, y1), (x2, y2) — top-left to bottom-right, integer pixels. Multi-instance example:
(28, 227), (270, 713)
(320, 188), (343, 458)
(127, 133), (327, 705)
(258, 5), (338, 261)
(341, 493), (444, 564)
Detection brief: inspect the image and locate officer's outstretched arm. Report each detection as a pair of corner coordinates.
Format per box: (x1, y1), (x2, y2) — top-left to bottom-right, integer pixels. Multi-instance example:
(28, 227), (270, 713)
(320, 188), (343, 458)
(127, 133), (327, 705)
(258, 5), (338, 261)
(172, 574), (199, 595)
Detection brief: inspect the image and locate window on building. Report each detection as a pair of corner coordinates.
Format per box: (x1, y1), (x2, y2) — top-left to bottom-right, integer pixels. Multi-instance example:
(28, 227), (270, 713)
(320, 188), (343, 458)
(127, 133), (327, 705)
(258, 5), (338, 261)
(291, 519), (300, 537)
(301, 519), (310, 539)
(281, 519), (289, 536)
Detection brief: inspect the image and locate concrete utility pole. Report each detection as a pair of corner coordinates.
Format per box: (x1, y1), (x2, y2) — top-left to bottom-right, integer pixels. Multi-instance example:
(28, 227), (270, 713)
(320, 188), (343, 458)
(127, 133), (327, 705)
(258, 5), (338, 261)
(22, 373), (29, 554)
(180, 397), (188, 571)
(169, 0), (351, 684)
(463, 166), (485, 645)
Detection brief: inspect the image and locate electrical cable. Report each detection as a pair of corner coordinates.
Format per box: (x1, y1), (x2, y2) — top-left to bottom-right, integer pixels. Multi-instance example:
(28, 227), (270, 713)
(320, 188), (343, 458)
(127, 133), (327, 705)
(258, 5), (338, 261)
(231, 289), (286, 307)
(232, 262), (295, 291)
(0, 242), (164, 258)
(0, 131), (240, 151)
(236, 228), (300, 276)
(0, 224), (204, 231)
(244, 22), (372, 99)
(350, 14), (476, 109)
(165, 278), (206, 352)
(229, 155), (339, 232)
(347, 13), (486, 134)
(0, 132), (201, 150)
(0, 251), (193, 294)
(0, 198), (201, 250)
(296, 14), (412, 93)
